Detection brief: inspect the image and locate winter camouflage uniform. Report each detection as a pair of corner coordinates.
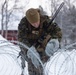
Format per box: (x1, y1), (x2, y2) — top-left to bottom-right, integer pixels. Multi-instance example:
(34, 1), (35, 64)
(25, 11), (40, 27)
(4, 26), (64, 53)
(18, 10), (62, 75)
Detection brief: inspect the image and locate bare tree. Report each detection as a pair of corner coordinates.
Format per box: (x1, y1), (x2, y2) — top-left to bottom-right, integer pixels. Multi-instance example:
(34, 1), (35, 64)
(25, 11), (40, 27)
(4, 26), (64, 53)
(0, 0), (29, 39)
(1, 1), (6, 36)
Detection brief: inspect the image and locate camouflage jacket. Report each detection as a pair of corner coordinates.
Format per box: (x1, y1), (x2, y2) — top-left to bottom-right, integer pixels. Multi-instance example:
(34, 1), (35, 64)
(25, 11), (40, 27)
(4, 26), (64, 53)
(18, 15), (62, 51)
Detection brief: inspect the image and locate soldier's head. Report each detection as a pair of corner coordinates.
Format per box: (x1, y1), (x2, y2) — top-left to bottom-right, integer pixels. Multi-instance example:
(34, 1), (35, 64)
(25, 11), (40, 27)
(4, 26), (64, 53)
(26, 8), (40, 28)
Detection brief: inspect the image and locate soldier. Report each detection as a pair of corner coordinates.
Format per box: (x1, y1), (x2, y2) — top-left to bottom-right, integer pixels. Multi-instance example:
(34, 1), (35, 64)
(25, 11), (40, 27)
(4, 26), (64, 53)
(18, 8), (62, 75)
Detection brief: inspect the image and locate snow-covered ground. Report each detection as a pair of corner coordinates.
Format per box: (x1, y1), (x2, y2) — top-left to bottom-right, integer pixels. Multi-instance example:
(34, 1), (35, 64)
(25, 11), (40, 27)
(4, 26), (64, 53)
(44, 49), (76, 75)
(0, 35), (76, 75)
(0, 35), (29, 75)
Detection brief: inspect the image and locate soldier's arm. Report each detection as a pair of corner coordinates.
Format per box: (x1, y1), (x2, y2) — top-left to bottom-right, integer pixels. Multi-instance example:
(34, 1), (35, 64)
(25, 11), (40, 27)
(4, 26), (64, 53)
(18, 17), (38, 47)
(18, 17), (28, 42)
(48, 22), (62, 42)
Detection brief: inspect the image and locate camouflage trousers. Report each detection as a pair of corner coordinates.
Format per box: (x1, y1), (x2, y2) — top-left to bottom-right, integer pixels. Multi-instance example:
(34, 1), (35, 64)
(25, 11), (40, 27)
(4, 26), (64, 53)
(20, 49), (49, 75)
(28, 59), (43, 75)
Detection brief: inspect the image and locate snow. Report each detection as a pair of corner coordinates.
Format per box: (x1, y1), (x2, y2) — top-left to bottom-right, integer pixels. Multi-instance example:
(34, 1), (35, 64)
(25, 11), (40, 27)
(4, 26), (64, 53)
(0, 35), (76, 75)
(44, 49), (76, 75)
(0, 35), (29, 75)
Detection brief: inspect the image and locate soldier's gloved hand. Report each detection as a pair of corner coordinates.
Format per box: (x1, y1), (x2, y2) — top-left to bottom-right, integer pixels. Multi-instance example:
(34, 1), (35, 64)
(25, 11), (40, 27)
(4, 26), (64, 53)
(45, 39), (59, 56)
(27, 46), (41, 68)
(42, 34), (51, 48)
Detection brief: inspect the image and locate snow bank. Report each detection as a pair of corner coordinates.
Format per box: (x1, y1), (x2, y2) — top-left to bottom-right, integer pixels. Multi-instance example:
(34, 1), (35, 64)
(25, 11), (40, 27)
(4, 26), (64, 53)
(0, 35), (7, 41)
